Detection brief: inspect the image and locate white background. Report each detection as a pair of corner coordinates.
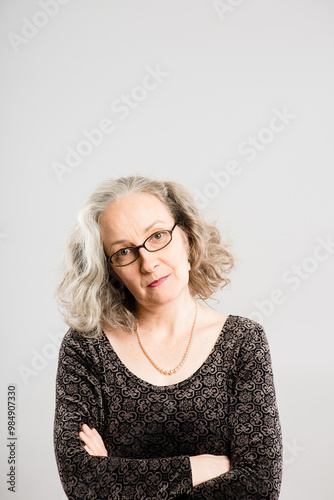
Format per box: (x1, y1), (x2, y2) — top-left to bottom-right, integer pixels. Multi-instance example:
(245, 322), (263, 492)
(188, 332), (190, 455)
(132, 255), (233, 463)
(1, 0), (333, 498)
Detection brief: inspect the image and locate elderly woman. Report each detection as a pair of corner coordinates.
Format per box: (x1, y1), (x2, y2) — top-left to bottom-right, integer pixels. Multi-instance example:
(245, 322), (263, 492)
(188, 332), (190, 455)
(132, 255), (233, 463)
(53, 176), (283, 499)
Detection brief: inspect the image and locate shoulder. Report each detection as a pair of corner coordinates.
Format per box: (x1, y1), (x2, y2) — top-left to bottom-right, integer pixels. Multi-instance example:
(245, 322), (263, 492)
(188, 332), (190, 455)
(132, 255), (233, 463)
(60, 326), (102, 348)
(226, 314), (265, 338)
(58, 327), (105, 370)
(224, 315), (273, 373)
(196, 304), (229, 333)
(219, 314), (269, 354)
(198, 304), (265, 344)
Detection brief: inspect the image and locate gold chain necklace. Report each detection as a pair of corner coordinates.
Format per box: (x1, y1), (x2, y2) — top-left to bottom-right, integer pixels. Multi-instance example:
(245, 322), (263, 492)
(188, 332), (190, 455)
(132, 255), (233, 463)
(135, 300), (198, 375)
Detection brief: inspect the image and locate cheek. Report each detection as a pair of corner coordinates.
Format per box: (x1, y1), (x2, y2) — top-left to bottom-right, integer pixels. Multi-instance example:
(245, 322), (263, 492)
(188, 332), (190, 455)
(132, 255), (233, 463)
(118, 268), (147, 294)
(120, 273), (137, 289)
(169, 246), (188, 275)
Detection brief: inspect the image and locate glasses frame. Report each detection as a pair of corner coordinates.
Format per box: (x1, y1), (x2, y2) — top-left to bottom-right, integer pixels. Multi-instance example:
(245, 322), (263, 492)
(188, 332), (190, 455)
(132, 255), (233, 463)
(108, 222), (177, 267)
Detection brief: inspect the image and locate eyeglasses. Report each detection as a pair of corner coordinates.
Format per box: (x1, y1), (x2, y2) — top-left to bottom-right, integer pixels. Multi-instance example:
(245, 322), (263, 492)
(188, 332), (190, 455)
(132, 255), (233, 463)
(108, 222), (177, 267)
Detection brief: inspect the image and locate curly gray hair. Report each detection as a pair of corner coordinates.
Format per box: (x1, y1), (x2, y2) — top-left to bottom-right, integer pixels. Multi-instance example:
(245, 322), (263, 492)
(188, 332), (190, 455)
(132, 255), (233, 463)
(54, 176), (235, 338)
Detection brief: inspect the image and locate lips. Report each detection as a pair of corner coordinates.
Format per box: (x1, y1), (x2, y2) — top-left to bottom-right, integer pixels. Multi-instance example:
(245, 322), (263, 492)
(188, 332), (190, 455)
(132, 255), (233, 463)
(147, 274), (170, 287)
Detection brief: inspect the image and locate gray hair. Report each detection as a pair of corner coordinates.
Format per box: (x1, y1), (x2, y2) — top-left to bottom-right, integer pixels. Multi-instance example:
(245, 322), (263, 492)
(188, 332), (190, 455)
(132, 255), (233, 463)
(54, 176), (235, 338)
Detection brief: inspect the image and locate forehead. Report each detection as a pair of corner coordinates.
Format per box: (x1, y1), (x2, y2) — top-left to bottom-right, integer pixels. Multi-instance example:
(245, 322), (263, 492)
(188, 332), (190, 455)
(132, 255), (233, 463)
(99, 192), (173, 237)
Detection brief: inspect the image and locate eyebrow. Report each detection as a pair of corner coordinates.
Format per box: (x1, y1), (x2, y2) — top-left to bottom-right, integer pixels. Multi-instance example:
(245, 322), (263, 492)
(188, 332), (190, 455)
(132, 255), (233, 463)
(109, 220), (168, 250)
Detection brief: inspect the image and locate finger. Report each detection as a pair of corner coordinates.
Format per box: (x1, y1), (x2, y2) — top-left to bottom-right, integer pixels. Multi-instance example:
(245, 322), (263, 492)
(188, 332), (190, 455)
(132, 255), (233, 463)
(79, 429), (100, 454)
(84, 444), (93, 455)
(82, 425), (103, 442)
(81, 423), (94, 435)
(80, 424), (99, 444)
(82, 440), (101, 456)
(80, 426), (102, 446)
(92, 428), (105, 444)
(79, 426), (107, 456)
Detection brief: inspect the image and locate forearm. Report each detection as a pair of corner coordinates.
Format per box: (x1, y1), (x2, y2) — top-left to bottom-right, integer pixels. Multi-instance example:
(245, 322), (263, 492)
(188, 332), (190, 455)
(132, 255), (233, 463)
(189, 454), (231, 487)
(79, 427), (231, 493)
(54, 338), (194, 500)
(55, 416), (194, 499)
(56, 442), (194, 500)
(190, 465), (282, 500)
(211, 323), (283, 499)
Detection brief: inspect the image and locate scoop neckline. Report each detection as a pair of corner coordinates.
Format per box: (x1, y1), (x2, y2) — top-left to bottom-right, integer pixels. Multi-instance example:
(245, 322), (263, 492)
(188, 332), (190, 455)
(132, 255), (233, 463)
(102, 314), (234, 390)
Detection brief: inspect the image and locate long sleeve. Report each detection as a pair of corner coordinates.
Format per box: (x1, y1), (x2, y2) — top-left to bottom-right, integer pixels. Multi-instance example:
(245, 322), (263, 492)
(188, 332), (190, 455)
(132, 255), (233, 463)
(189, 321), (283, 499)
(53, 330), (194, 500)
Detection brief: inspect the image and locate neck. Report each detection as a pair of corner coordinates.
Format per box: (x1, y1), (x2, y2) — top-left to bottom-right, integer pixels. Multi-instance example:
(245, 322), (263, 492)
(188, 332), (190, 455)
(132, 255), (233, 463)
(134, 291), (197, 343)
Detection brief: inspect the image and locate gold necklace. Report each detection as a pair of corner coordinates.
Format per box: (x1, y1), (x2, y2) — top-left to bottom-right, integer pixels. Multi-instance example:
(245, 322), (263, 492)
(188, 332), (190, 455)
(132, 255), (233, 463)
(135, 300), (198, 375)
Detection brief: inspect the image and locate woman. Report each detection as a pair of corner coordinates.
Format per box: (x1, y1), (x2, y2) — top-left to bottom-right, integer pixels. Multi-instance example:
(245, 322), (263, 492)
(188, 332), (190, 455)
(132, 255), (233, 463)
(53, 175), (283, 499)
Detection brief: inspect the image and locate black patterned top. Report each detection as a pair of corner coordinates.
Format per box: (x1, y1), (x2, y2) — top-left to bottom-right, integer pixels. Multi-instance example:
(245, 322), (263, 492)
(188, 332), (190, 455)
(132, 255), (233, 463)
(53, 315), (283, 499)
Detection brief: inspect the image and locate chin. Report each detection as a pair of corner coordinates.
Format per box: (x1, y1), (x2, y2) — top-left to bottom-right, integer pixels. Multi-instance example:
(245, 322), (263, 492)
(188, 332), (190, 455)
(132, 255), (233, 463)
(147, 284), (188, 305)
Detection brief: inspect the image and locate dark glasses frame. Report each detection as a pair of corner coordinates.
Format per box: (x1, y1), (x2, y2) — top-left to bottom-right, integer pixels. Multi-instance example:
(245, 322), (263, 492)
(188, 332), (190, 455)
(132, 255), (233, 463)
(108, 222), (177, 267)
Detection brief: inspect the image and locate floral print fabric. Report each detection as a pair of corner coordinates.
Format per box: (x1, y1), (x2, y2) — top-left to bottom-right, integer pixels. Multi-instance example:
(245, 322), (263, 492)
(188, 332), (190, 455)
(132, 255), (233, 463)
(53, 315), (283, 499)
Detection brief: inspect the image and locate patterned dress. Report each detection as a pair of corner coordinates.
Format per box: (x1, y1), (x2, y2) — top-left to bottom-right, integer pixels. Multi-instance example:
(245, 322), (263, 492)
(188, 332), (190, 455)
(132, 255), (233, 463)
(53, 315), (283, 499)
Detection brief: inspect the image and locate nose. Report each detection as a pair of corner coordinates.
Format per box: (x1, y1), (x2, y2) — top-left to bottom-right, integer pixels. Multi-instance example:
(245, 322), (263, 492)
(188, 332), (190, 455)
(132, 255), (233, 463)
(137, 247), (159, 273)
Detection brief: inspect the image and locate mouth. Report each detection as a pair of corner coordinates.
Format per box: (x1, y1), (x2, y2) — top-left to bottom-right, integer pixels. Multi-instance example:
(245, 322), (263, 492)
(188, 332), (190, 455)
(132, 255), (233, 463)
(147, 274), (170, 288)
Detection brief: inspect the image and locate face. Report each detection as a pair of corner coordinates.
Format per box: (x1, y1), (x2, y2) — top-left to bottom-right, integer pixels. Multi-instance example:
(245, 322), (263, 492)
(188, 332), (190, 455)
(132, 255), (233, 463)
(99, 192), (190, 309)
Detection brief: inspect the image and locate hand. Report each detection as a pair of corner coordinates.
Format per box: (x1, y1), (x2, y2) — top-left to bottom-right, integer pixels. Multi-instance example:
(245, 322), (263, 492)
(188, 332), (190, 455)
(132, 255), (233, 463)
(79, 424), (108, 457)
(190, 454), (230, 487)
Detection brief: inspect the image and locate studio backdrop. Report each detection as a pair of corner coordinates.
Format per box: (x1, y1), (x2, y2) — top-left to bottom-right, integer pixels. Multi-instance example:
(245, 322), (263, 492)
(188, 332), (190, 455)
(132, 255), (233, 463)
(1, 0), (333, 498)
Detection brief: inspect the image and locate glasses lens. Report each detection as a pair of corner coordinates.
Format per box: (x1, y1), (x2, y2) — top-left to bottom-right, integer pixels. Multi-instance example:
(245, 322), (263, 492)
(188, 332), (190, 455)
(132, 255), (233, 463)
(145, 230), (172, 251)
(111, 229), (173, 266)
(112, 248), (137, 266)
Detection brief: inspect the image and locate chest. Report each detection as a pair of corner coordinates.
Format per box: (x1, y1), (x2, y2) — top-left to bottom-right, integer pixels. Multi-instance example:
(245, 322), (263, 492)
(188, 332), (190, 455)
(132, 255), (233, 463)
(103, 366), (229, 458)
(104, 319), (227, 386)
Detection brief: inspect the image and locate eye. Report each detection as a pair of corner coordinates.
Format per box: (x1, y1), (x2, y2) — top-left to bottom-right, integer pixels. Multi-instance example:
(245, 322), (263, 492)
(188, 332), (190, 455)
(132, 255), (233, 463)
(117, 248), (133, 258)
(151, 231), (167, 241)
